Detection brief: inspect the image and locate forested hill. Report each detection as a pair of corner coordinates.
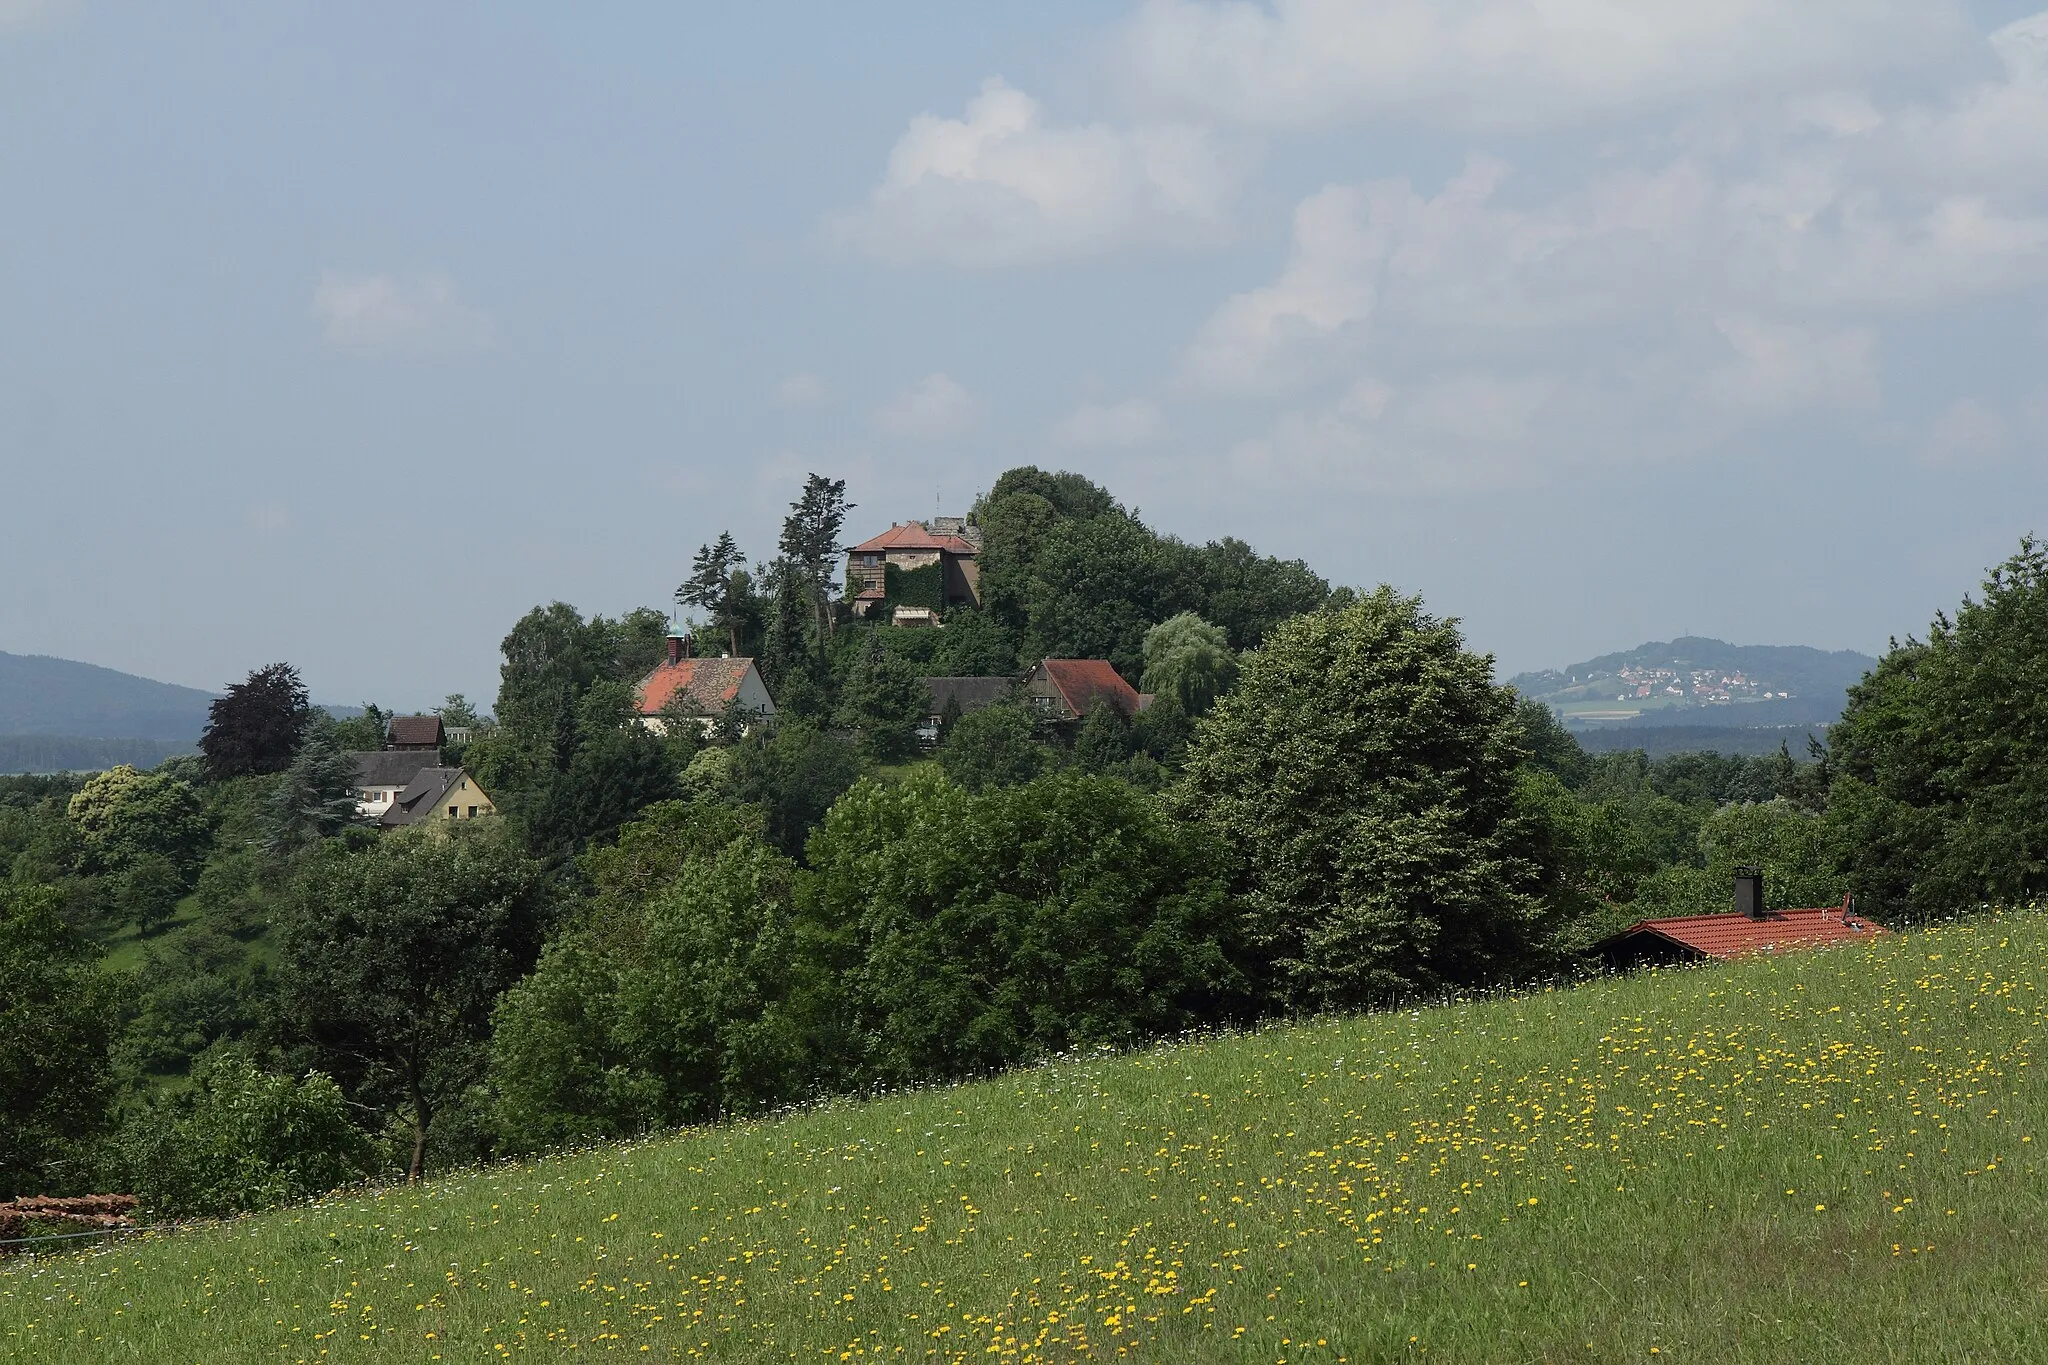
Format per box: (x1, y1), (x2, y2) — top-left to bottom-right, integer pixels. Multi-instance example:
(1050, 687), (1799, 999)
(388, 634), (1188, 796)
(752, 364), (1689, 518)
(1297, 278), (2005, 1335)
(1508, 637), (1878, 730)
(0, 651), (215, 741)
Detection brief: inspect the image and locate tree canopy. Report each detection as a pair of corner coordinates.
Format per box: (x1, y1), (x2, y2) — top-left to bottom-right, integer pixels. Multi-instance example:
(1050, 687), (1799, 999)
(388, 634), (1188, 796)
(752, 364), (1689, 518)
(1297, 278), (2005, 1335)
(1181, 590), (1544, 1008)
(1825, 537), (2048, 918)
(201, 662), (312, 780)
(276, 830), (550, 1181)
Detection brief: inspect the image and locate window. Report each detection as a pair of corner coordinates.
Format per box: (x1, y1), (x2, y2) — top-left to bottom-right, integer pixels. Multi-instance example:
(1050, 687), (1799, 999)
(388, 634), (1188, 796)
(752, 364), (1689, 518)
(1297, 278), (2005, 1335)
(468, 806), (479, 818)
(449, 805), (459, 818)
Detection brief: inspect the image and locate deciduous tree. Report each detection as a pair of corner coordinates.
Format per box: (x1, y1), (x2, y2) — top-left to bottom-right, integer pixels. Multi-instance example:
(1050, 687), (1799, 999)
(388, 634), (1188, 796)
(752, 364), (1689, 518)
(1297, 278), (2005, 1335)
(1140, 612), (1238, 717)
(0, 884), (120, 1197)
(276, 831), (550, 1181)
(201, 662), (312, 780)
(1825, 537), (2048, 918)
(1181, 590), (1542, 1008)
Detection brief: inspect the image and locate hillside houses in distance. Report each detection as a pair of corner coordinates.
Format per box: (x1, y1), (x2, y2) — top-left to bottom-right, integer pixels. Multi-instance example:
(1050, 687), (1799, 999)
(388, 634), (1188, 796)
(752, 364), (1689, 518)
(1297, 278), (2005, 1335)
(845, 516), (982, 627)
(1610, 665), (1795, 705)
(346, 713), (498, 827)
(633, 620), (778, 735)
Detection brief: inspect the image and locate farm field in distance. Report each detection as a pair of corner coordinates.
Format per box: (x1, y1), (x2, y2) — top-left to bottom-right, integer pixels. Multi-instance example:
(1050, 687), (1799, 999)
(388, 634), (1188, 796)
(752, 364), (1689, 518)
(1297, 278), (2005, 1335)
(4, 912), (2043, 1364)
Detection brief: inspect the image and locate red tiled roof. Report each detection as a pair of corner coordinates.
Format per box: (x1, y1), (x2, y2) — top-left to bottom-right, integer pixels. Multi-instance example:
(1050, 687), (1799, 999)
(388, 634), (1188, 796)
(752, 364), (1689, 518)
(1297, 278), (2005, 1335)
(1604, 903), (1886, 961)
(1036, 658), (1140, 718)
(848, 523), (979, 555)
(636, 657), (757, 716)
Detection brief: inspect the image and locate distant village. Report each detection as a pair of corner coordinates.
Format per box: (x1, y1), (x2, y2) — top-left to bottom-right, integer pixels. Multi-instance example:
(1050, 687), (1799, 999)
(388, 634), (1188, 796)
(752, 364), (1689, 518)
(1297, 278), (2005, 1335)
(1608, 665), (1795, 705)
(347, 511), (1147, 818)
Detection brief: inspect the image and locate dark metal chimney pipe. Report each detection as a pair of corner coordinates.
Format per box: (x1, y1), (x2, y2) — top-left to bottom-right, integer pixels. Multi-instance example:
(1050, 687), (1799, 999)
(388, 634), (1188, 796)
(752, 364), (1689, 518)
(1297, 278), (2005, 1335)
(1734, 866), (1765, 920)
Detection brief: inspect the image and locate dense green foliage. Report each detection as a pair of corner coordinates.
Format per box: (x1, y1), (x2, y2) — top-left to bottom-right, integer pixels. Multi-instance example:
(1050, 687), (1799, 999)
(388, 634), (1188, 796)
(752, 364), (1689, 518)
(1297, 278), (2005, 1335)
(973, 466), (1328, 678)
(6, 470), (2046, 1247)
(1826, 538), (2048, 919)
(936, 703), (1046, 793)
(808, 772), (1246, 1086)
(1183, 589), (1552, 1008)
(1140, 611), (1237, 717)
(0, 884), (121, 1199)
(108, 1052), (376, 1218)
(274, 831), (551, 1180)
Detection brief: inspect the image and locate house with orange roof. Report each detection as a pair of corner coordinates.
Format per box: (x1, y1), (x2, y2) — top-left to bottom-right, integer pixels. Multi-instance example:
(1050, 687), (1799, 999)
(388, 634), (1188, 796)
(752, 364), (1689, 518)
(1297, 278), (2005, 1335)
(633, 623), (776, 735)
(1024, 658), (1145, 724)
(1594, 869), (1884, 970)
(845, 517), (982, 618)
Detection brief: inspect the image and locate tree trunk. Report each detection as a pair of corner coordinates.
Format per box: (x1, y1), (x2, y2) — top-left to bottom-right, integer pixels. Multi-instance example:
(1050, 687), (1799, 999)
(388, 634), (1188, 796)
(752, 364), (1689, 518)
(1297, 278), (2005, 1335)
(406, 1064), (432, 1184)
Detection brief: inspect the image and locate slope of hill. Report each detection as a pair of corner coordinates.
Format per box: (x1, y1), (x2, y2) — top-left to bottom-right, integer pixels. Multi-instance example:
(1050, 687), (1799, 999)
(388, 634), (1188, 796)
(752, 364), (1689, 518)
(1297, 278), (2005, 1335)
(0, 736), (197, 775)
(1508, 637), (1877, 732)
(0, 652), (215, 742)
(5, 911), (2039, 1362)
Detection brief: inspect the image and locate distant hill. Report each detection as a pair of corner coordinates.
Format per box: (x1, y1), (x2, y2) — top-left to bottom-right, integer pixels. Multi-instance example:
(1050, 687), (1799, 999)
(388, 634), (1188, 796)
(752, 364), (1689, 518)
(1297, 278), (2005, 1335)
(1507, 637), (1878, 733)
(0, 736), (199, 775)
(0, 651), (217, 742)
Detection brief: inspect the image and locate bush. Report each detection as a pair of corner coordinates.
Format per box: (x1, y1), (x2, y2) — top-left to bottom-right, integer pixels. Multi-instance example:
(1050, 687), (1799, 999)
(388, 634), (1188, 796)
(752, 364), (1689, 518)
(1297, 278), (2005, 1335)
(113, 1052), (377, 1217)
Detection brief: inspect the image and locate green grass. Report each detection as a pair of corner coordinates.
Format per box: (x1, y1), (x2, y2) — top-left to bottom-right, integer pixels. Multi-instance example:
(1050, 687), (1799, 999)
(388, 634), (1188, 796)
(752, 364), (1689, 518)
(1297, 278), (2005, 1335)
(6, 913), (2045, 1363)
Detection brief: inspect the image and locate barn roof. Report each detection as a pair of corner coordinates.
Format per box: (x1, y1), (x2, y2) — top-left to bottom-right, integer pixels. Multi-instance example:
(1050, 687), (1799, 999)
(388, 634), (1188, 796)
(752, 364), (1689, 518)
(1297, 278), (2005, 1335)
(926, 676), (1015, 715)
(349, 751), (437, 789)
(385, 714), (444, 748)
(848, 523), (979, 555)
(1598, 901), (1885, 964)
(636, 657), (761, 717)
(1034, 658), (1140, 718)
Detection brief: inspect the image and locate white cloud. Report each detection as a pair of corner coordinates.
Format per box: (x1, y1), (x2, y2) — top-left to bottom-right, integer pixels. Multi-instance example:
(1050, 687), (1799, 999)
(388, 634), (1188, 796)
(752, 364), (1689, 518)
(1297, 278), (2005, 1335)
(1228, 373), (1574, 495)
(312, 272), (493, 350)
(829, 78), (1241, 267)
(1706, 316), (1878, 413)
(1120, 0), (1971, 129)
(1919, 394), (2048, 468)
(875, 373), (976, 440)
(1181, 20), (2048, 416)
(1052, 399), (1167, 448)
(777, 372), (827, 406)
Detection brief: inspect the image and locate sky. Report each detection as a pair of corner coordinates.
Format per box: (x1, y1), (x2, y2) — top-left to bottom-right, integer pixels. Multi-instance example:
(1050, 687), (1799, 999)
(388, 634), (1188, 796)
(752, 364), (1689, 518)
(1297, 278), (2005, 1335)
(2, 0), (2044, 708)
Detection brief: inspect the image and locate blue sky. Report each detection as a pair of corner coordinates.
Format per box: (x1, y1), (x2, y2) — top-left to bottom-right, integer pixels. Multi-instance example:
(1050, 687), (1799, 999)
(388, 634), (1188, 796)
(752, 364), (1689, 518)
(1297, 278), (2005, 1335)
(3, 1), (2045, 707)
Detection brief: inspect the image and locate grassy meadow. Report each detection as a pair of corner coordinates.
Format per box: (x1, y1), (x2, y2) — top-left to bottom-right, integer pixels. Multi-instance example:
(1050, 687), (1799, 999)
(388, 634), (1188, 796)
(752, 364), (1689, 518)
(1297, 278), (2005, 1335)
(4, 911), (2044, 1363)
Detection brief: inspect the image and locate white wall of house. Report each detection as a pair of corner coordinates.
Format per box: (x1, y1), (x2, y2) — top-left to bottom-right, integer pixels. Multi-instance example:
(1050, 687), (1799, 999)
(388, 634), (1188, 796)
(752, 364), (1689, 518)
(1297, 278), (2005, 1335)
(355, 786), (403, 819)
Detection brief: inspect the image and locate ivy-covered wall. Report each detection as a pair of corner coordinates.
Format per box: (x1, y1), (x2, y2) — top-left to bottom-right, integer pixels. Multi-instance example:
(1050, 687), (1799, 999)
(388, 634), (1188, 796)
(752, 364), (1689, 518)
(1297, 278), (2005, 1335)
(884, 562), (946, 612)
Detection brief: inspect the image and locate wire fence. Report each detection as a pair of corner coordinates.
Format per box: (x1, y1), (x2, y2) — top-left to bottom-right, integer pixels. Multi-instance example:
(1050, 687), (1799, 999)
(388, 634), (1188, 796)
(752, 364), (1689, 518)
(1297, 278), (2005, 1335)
(0, 1223), (174, 1252)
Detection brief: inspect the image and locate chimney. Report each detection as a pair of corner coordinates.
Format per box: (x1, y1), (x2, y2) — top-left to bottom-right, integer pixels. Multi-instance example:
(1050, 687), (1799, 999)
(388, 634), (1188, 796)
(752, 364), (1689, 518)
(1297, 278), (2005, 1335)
(667, 621), (689, 665)
(1733, 866), (1765, 920)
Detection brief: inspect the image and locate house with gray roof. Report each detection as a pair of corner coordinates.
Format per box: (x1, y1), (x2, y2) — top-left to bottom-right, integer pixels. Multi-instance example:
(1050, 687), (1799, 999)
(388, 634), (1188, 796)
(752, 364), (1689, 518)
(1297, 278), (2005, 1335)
(348, 751), (497, 827)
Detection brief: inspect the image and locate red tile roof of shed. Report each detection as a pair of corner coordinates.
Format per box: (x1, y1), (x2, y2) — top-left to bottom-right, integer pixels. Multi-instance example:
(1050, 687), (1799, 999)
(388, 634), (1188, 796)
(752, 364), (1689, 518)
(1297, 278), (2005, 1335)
(1036, 658), (1140, 718)
(636, 657), (756, 716)
(848, 523), (979, 555)
(1607, 903), (1885, 961)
